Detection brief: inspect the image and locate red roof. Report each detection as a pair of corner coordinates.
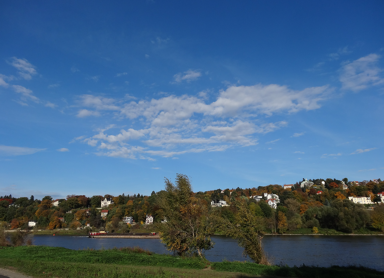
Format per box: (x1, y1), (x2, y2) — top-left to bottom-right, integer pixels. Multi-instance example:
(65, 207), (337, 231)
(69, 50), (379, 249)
(101, 210), (108, 213)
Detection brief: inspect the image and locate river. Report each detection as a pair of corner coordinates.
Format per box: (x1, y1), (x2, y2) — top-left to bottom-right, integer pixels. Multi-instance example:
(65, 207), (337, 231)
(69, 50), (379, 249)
(31, 235), (384, 271)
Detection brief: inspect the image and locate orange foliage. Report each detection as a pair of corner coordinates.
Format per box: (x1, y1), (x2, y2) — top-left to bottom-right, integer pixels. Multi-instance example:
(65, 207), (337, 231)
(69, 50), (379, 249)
(10, 218), (20, 229)
(334, 191), (346, 200)
(48, 216), (62, 230)
(75, 209), (87, 221)
(300, 204), (308, 215)
(329, 182), (339, 189)
(126, 200), (133, 206)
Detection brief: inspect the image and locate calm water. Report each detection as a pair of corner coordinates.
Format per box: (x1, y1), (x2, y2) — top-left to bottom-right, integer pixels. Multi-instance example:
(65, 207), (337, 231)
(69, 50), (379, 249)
(32, 235), (384, 271)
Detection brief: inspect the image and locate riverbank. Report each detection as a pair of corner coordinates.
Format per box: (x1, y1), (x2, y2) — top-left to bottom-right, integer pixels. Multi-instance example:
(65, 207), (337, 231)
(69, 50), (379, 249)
(0, 246), (383, 278)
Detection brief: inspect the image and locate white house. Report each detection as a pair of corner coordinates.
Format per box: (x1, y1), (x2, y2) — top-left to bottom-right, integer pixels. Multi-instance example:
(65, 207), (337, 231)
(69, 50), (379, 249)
(52, 199), (60, 207)
(283, 184), (293, 190)
(122, 216), (133, 224)
(341, 181), (348, 190)
(348, 196), (373, 205)
(300, 179), (314, 188)
(101, 210), (109, 217)
(28, 221), (37, 227)
(145, 215), (153, 225)
(211, 200), (229, 207)
(101, 198), (114, 208)
(251, 195), (263, 202)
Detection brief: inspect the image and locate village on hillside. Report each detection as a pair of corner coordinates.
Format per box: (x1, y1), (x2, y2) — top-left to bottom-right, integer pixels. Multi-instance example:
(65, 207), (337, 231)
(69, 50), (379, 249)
(1, 177), (384, 234)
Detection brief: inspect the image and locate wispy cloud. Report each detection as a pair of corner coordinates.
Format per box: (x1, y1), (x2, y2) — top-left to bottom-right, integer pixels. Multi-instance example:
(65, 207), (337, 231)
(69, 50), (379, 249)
(292, 132), (305, 137)
(329, 46), (352, 61)
(173, 70), (201, 83)
(152, 167), (160, 170)
(48, 83), (60, 88)
(266, 139), (280, 144)
(340, 53), (384, 92)
(294, 151), (305, 154)
(116, 72), (128, 77)
(321, 153), (342, 158)
(89, 76), (100, 82)
(0, 145), (46, 156)
(351, 148), (376, 154)
(358, 168), (376, 172)
(0, 74), (10, 87)
(57, 148), (69, 152)
(77, 109), (101, 118)
(8, 57), (37, 80)
(45, 101), (56, 108)
(12, 85), (39, 103)
(71, 66), (79, 73)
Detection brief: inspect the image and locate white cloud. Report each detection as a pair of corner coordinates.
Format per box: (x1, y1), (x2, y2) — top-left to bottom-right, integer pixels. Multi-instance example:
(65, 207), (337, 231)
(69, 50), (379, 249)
(351, 148), (376, 155)
(294, 151), (305, 154)
(71, 66), (79, 73)
(145, 54), (150, 59)
(173, 70), (201, 83)
(340, 54), (384, 92)
(116, 72), (128, 77)
(152, 37), (170, 45)
(93, 128), (147, 143)
(8, 57), (37, 80)
(45, 101), (56, 108)
(358, 168), (377, 172)
(77, 109), (101, 118)
(78, 95), (119, 111)
(0, 74), (9, 87)
(292, 132), (305, 137)
(329, 46), (352, 61)
(48, 83), (60, 88)
(0, 145), (46, 156)
(266, 139), (280, 144)
(89, 76), (100, 82)
(12, 85), (39, 103)
(57, 148), (69, 152)
(152, 167), (160, 170)
(75, 83), (331, 159)
(321, 153), (342, 158)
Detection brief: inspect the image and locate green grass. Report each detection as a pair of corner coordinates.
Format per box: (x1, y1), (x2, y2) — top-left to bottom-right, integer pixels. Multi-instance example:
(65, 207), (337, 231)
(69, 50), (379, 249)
(32, 229), (89, 236)
(0, 246), (383, 278)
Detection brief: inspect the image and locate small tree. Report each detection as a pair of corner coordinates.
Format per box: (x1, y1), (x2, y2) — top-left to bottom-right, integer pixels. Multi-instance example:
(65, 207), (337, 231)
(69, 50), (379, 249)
(158, 174), (214, 258)
(218, 200), (268, 264)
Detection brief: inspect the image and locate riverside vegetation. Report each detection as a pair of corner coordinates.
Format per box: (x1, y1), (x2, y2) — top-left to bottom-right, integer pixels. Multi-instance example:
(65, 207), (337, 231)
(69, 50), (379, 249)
(1, 175), (384, 277)
(1, 176), (383, 235)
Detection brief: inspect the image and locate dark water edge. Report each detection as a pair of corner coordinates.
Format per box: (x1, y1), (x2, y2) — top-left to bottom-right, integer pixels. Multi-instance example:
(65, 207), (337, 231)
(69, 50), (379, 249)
(31, 235), (384, 271)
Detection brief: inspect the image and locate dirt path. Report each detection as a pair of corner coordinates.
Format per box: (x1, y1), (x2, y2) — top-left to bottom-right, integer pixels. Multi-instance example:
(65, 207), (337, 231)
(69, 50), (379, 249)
(0, 268), (32, 278)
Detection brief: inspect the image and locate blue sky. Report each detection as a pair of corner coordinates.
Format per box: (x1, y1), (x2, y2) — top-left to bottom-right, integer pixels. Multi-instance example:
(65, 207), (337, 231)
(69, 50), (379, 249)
(1, 1), (384, 199)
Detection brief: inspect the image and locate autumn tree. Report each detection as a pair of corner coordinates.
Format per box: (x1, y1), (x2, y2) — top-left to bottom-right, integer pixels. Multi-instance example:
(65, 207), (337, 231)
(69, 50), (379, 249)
(218, 200), (268, 264)
(10, 218), (20, 229)
(277, 211), (288, 234)
(158, 174), (214, 258)
(371, 204), (384, 232)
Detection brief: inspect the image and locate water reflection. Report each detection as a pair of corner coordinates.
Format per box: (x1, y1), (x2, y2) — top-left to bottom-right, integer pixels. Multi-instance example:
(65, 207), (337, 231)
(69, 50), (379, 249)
(32, 235), (384, 271)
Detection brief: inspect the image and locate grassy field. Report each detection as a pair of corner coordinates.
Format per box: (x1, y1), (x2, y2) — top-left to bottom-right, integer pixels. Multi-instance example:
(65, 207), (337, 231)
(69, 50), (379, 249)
(0, 246), (383, 278)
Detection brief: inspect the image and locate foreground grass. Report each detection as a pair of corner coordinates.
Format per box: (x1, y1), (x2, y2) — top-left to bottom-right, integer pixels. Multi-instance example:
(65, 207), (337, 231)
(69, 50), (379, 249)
(32, 229), (89, 236)
(0, 246), (383, 278)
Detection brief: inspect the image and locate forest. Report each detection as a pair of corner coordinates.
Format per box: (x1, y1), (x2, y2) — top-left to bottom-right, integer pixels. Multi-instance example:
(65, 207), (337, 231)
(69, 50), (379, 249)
(1, 177), (384, 234)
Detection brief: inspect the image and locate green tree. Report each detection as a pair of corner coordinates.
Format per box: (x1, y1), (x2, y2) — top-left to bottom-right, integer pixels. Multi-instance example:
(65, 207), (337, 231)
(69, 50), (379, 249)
(218, 200), (268, 264)
(371, 204), (384, 232)
(90, 196), (101, 208)
(158, 174), (214, 258)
